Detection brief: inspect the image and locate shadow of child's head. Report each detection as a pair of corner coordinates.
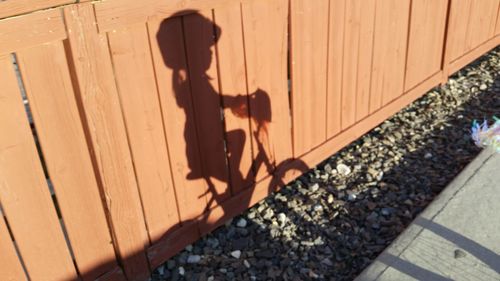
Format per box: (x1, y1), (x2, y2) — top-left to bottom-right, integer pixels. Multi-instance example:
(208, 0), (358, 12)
(156, 10), (221, 72)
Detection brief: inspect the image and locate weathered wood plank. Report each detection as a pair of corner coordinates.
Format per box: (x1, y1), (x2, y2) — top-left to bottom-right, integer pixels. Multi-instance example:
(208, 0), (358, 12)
(291, 0), (329, 156)
(95, 0), (241, 33)
(0, 55), (77, 281)
(326, 0), (345, 138)
(404, 0), (448, 91)
(0, 0), (72, 19)
(341, 0), (363, 129)
(465, 0), (499, 52)
(183, 10), (231, 208)
(243, 0), (292, 176)
(0, 214), (27, 281)
(354, 0), (376, 122)
(445, 0), (473, 63)
(370, 0), (410, 109)
(63, 4), (150, 280)
(496, 1), (500, 35)
(108, 23), (181, 243)
(17, 41), (117, 281)
(214, 3), (255, 193)
(148, 16), (207, 221)
(0, 9), (66, 55)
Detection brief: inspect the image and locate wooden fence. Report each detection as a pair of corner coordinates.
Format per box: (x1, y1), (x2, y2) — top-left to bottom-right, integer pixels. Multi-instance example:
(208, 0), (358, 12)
(0, 0), (498, 280)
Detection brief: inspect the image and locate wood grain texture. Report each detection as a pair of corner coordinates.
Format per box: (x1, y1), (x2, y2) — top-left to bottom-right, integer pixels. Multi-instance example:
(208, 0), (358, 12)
(95, 0), (240, 32)
(448, 35), (500, 75)
(95, 267), (127, 281)
(326, 0), (345, 138)
(0, 9), (66, 55)
(0, 55), (77, 281)
(147, 220), (200, 268)
(108, 23), (180, 243)
(445, 0), (473, 63)
(465, 0), (499, 52)
(16, 41), (117, 281)
(290, 0), (329, 156)
(341, 0), (376, 128)
(183, 10), (231, 208)
(0, 0), (72, 19)
(370, 0), (411, 110)
(214, 3), (255, 194)
(148, 17), (207, 222)
(63, 4), (150, 280)
(242, 0), (292, 176)
(0, 215), (27, 281)
(496, 1), (500, 35)
(404, 0), (448, 91)
(354, 0), (376, 122)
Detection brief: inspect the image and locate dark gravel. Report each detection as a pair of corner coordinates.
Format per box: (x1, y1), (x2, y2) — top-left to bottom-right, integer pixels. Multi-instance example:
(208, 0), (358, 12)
(150, 47), (500, 281)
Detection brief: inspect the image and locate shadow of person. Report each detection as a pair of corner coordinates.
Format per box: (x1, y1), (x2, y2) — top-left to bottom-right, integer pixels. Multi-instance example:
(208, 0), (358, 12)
(155, 10), (273, 212)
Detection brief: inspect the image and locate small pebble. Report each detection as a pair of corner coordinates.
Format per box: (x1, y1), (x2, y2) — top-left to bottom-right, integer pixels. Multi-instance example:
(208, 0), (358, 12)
(231, 250), (241, 259)
(236, 218), (247, 228)
(277, 213), (287, 225)
(336, 164), (351, 176)
(187, 255), (201, 264)
(313, 204), (323, 212)
(157, 265), (165, 276)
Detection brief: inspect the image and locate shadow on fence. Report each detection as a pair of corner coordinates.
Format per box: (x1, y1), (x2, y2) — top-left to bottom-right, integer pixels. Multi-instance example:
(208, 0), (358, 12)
(140, 56), (499, 280)
(34, 9), (499, 281)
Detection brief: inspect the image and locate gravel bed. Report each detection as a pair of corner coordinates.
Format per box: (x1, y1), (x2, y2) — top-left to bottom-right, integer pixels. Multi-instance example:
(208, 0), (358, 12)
(151, 47), (500, 281)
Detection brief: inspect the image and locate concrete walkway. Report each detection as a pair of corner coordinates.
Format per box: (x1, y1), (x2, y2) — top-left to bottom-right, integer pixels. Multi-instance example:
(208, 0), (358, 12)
(355, 149), (500, 281)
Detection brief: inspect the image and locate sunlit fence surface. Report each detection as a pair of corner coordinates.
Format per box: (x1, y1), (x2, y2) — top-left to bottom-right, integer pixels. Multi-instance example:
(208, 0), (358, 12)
(0, 0), (498, 280)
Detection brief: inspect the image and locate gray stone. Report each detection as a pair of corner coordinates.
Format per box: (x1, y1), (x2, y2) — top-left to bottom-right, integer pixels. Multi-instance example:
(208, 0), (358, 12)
(231, 250), (242, 259)
(310, 183), (320, 192)
(337, 163), (352, 176)
(236, 218), (247, 228)
(187, 255), (201, 264)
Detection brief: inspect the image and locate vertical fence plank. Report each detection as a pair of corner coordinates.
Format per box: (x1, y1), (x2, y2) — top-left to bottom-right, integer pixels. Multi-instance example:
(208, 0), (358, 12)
(63, 4), (150, 280)
(243, 0), (292, 177)
(465, 0), (499, 51)
(16, 41), (117, 280)
(326, 0), (345, 138)
(354, 0), (376, 122)
(0, 55), (77, 281)
(445, 0), (472, 63)
(290, 0), (329, 156)
(108, 23), (181, 243)
(496, 1), (500, 35)
(149, 17), (208, 221)
(370, 0), (411, 110)
(340, 0), (360, 130)
(183, 10), (231, 207)
(0, 216), (27, 281)
(214, 3), (255, 193)
(404, 0), (448, 91)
